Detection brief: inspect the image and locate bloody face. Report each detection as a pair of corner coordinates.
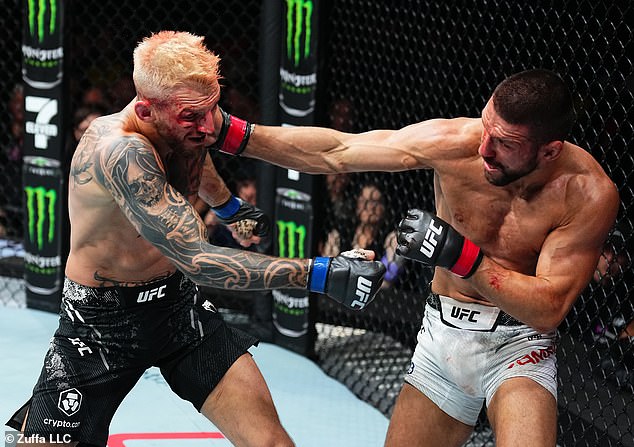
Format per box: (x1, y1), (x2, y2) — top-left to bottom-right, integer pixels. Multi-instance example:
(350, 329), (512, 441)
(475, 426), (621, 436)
(151, 84), (220, 153)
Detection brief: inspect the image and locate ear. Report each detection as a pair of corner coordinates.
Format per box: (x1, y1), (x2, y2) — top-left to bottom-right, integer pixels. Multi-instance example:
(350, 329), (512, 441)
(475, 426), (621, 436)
(134, 100), (153, 122)
(539, 140), (564, 161)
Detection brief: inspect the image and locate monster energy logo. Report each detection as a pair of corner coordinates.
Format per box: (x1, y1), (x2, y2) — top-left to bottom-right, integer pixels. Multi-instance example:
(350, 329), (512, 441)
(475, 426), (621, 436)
(286, 0), (313, 66)
(277, 220), (306, 258)
(25, 186), (57, 250)
(27, 0), (57, 43)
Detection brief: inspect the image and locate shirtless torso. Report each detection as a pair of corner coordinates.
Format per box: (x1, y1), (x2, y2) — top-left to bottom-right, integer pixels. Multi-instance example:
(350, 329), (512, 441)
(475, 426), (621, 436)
(248, 111), (618, 331)
(237, 86), (619, 446)
(67, 106), (203, 285)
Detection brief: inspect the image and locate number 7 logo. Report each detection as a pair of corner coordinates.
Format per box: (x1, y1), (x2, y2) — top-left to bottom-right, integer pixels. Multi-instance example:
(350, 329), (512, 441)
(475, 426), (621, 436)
(25, 95), (58, 149)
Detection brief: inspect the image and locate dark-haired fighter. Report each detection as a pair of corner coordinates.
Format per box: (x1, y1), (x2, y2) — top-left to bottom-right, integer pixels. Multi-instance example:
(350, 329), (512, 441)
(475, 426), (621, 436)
(212, 69), (619, 446)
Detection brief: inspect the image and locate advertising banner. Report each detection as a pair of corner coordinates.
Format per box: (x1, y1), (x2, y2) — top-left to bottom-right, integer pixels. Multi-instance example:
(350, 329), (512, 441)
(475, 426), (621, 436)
(273, 0), (320, 354)
(276, 0), (319, 193)
(273, 188), (316, 355)
(22, 0), (66, 310)
(22, 158), (64, 312)
(279, 0), (318, 126)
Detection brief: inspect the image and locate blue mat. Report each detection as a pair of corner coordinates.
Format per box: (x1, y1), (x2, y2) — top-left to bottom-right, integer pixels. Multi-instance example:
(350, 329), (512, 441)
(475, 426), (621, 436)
(0, 307), (388, 446)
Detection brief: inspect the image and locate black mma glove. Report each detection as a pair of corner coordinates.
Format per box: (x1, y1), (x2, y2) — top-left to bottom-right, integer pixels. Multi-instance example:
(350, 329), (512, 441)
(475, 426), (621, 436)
(211, 195), (271, 239)
(307, 252), (386, 311)
(209, 108), (253, 156)
(396, 209), (483, 278)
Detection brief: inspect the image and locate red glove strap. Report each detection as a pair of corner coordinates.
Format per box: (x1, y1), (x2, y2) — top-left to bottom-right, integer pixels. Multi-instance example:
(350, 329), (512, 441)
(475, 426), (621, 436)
(450, 238), (482, 278)
(221, 115), (248, 155)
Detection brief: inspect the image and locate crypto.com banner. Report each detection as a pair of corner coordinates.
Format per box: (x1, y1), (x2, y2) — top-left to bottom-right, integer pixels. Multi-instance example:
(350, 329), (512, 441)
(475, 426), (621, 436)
(22, 0), (66, 311)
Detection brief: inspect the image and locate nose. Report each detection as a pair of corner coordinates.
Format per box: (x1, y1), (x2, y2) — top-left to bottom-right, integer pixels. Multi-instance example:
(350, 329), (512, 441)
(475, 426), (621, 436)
(478, 133), (493, 158)
(197, 110), (215, 134)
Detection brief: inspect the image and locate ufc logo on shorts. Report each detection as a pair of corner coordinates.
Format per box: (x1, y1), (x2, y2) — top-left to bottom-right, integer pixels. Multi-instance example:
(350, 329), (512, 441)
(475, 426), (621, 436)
(137, 285), (167, 303)
(420, 219), (443, 258)
(451, 306), (481, 322)
(351, 276), (373, 309)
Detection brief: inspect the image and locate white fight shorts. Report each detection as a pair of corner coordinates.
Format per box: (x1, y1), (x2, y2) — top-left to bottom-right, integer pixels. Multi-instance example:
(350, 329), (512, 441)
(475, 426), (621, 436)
(405, 293), (558, 425)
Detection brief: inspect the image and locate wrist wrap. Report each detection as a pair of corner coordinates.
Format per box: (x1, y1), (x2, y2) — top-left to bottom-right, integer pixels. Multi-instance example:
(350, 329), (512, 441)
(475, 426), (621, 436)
(212, 195), (240, 219)
(220, 114), (253, 155)
(308, 257), (331, 293)
(450, 239), (483, 278)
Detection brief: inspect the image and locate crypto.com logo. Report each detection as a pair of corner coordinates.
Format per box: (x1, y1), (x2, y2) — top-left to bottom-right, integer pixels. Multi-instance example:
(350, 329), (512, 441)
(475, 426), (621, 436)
(57, 388), (82, 417)
(285, 0), (313, 66)
(27, 0), (58, 42)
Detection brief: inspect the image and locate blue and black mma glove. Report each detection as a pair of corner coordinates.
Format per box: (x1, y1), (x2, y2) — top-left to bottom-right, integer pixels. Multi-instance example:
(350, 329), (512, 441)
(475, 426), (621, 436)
(396, 209), (483, 278)
(211, 195), (271, 239)
(209, 108), (253, 156)
(307, 251), (386, 311)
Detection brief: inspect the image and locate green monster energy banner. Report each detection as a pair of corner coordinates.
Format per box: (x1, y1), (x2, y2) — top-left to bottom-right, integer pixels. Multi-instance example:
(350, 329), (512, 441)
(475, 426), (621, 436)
(273, 188), (316, 356)
(22, 157), (64, 312)
(22, 0), (66, 311)
(276, 0), (319, 193)
(273, 1), (320, 354)
(279, 0), (318, 126)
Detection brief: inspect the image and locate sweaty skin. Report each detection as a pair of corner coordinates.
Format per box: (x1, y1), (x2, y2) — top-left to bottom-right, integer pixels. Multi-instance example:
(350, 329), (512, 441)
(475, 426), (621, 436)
(66, 92), (312, 290)
(235, 100), (619, 333)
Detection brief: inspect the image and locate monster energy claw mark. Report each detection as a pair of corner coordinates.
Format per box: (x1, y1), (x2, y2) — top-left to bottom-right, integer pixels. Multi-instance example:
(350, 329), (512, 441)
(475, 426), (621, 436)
(286, 0), (313, 66)
(28, 0), (57, 42)
(277, 220), (307, 258)
(25, 186), (57, 250)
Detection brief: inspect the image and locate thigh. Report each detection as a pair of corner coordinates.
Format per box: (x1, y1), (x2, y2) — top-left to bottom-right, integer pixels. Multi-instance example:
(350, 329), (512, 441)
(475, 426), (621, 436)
(385, 383), (473, 447)
(487, 377), (557, 447)
(15, 336), (143, 447)
(406, 308), (486, 425)
(201, 353), (294, 447)
(159, 312), (258, 410)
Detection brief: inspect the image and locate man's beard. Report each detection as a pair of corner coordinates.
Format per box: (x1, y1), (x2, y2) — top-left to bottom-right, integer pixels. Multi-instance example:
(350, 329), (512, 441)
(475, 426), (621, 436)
(154, 121), (183, 149)
(155, 123), (202, 155)
(483, 157), (538, 186)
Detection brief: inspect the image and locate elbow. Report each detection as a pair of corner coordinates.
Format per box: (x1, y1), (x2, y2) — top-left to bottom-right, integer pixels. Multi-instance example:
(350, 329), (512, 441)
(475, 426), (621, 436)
(532, 305), (569, 334)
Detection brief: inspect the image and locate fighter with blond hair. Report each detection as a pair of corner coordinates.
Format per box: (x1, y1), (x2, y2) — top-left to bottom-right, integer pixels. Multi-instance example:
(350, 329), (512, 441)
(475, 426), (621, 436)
(7, 31), (385, 447)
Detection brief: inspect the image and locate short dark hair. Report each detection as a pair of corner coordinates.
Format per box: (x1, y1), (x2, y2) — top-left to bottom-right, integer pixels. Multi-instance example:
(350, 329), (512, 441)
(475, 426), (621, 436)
(492, 69), (576, 143)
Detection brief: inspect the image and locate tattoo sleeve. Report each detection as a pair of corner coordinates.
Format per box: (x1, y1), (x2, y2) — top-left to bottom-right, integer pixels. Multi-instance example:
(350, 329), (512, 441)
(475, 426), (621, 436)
(97, 136), (309, 290)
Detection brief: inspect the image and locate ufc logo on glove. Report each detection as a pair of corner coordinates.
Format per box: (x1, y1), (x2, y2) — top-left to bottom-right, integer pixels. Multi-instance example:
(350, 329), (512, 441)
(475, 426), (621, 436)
(420, 219), (444, 258)
(351, 276), (374, 309)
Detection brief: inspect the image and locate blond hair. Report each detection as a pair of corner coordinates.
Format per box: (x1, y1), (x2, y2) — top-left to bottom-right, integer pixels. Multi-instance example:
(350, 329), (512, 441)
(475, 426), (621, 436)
(133, 31), (221, 103)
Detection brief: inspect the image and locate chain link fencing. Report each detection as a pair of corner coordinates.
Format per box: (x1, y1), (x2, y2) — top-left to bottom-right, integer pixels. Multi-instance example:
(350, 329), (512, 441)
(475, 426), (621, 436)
(0, 1), (632, 445)
(313, 1), (633, 445)
(0, 0), (26, 307)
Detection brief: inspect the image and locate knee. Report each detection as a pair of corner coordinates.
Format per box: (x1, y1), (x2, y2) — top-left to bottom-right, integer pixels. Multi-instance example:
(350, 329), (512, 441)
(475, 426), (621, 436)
(253, 429), (295, 447)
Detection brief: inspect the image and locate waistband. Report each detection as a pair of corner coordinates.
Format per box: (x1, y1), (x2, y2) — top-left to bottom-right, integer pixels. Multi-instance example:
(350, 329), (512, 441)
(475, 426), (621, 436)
(63, 270), (191, 308)
(427, 292), (523, 327)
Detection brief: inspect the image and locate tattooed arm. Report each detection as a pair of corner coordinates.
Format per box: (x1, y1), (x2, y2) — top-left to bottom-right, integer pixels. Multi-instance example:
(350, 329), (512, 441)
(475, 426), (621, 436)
(96, 135), (309, 290)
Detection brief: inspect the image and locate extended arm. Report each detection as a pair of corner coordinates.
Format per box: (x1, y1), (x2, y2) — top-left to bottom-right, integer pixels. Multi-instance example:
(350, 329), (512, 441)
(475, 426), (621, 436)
(98, 136), (385, 309)
(210, 107), (478, 174)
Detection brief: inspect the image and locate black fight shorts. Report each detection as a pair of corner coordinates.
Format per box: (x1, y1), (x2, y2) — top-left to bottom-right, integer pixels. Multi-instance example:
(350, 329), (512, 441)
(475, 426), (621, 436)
(6, 271), (258, 447)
